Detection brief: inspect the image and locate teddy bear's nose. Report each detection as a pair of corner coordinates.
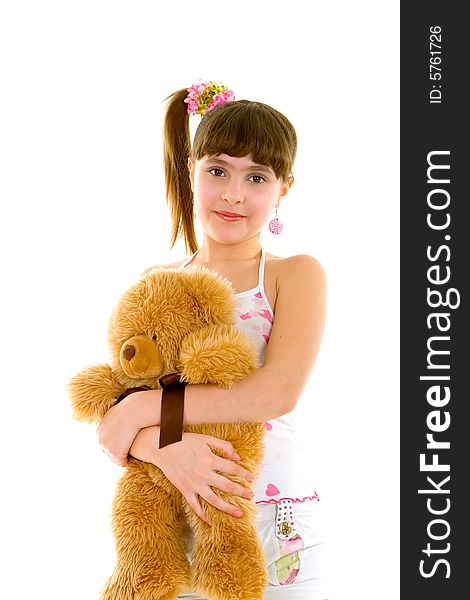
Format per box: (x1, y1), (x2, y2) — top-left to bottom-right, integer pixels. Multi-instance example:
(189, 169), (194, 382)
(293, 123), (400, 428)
(123, 344), (136, 361)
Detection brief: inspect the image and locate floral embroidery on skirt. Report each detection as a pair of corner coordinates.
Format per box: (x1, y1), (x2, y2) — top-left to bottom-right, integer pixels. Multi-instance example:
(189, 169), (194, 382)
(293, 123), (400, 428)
(274, 534), (305, 585)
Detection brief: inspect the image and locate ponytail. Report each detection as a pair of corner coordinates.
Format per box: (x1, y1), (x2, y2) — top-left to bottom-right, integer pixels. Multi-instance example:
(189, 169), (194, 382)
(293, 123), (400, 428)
(162, 88), (198, 255)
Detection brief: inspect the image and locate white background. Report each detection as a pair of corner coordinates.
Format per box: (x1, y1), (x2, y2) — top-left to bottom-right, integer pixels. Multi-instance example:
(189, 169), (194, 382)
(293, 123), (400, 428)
(0, 1), (399, 598)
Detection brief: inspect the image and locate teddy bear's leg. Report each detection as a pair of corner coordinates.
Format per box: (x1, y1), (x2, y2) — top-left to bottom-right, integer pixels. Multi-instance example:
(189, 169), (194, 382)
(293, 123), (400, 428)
(184, 498), (267, 600)
(100, 461), (192, 600)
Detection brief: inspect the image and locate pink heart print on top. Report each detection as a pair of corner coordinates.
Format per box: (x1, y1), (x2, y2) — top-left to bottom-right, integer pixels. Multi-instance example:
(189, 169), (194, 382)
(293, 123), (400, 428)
(265, 483), (280, 497)
(264, 421), (272, 430)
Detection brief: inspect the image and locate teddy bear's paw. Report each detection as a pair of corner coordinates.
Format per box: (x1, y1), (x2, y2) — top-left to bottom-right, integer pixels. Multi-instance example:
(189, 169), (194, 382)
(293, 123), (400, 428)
(133, 587), (179, 600)
(179, 324), (258, 388)
(101, 580), (186, 600)
(68, 364), (124, 423)
(192, 547), (267, 600)
(193, 577), (267, 600)
(101, 577), (182, 600)
(100, 574), (135, 600)
(101, 560), (191, 600)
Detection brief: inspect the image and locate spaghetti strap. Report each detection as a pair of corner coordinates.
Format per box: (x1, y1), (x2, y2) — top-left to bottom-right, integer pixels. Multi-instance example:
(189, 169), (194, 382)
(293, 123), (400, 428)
(258, 247), (266, 291)
(256, 247), (273, 316)
(178, 249), (199, 270)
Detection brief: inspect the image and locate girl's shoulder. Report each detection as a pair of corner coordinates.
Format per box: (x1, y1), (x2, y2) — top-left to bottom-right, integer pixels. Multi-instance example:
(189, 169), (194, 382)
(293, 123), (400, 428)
(265, 252), (326, 314)
(266, 251), (326, 282)
(265, 251), (323, 265)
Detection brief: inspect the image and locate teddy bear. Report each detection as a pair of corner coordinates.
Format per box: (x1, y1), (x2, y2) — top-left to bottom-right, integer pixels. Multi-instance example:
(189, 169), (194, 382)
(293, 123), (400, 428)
(68, 265), (267, 600)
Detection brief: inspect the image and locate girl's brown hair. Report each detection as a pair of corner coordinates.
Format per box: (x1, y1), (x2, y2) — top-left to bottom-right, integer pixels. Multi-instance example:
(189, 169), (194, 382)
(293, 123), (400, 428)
(163, 88), (297, 255)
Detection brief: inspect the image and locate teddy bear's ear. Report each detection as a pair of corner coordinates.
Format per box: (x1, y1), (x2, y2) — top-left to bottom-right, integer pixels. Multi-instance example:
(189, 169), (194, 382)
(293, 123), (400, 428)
(180, 266), (237, 325)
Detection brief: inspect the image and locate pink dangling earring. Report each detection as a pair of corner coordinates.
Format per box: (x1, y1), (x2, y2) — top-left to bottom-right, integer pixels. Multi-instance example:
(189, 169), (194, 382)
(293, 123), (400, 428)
(268, 207), (283, 235)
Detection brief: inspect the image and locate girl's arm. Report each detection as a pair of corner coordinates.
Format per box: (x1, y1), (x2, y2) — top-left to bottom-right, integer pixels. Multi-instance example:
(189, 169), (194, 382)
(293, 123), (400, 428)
(97, 255), (327, 461)
(184, 254), (327, 422)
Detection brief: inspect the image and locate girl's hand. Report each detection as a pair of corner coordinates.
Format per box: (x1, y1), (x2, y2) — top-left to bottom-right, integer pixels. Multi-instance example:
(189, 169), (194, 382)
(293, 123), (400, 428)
(129, 426), (256, 526)
(96, 390), (162, 467)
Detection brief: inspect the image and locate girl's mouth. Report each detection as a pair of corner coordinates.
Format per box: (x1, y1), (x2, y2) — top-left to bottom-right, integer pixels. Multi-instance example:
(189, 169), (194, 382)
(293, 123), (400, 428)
(215, 211), (246, 222)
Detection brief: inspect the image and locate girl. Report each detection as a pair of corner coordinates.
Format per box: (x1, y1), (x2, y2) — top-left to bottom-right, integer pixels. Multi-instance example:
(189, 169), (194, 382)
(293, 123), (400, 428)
(97, 82), (328, 599)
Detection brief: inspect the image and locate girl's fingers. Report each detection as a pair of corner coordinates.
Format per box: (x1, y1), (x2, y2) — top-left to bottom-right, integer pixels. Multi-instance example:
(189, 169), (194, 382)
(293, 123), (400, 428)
(100, 442), (127, 467)
(201, 488), (245, 519)
(205, 436), (240, 460)
(187, 493), (212, 526)
(214, 456), (255, 483)
(210, 472), (254, 500)
(106, 449), (126, 467)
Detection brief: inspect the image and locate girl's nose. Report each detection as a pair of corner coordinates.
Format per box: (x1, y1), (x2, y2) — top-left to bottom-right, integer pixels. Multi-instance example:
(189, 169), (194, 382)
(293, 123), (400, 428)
(222, 189), (244, 204)
(222, 180), (245, 204)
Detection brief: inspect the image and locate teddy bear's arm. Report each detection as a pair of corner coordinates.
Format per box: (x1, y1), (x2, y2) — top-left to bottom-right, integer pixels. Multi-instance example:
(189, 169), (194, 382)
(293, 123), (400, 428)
(68, 364), (126, 423)
(179, 324), (259, 388)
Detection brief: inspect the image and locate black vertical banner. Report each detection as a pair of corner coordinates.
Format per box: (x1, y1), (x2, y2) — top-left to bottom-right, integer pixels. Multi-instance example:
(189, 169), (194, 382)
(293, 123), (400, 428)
(401, 3), (469, 598)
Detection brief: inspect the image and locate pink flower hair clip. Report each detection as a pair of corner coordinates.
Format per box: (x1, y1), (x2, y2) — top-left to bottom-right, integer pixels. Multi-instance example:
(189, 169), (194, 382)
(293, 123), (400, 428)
(184, 80), (235, 117)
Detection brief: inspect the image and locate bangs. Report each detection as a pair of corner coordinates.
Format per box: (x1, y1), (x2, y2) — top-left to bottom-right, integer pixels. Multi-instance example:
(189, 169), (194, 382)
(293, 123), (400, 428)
(192, 100), (296, 180)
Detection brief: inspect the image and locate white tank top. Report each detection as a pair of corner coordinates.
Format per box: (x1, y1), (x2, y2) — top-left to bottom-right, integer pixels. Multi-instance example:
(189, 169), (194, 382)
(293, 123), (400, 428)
(178, 247), (320, 505)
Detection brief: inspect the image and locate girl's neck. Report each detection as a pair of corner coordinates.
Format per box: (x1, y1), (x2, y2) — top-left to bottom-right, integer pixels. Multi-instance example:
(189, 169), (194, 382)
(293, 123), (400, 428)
(192, 236), (262, 266)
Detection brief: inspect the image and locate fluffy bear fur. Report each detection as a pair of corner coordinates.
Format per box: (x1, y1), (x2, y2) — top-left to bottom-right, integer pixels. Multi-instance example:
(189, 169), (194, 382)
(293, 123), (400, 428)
(68, 265), (267, 600)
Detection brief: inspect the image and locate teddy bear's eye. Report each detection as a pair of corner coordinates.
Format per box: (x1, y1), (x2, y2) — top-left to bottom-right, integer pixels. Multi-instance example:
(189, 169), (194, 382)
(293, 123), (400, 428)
(152, 335), (157, 341)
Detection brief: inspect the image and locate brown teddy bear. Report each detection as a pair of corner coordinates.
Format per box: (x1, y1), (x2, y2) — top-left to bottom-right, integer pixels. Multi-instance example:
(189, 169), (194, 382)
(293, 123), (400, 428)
(68, 265), (267, 600)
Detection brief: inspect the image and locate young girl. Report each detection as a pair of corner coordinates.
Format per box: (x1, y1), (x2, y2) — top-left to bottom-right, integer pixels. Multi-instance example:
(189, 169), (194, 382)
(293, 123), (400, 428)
(97, 82), (328, 599)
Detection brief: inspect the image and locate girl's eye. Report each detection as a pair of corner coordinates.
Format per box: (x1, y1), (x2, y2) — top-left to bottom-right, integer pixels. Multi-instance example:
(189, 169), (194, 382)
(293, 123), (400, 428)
(209, 168), (225, 177)
(249, 175), (266, 184)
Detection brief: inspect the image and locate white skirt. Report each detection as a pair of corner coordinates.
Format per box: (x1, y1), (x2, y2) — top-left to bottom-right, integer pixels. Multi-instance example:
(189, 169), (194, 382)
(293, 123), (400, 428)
(178, 498), (329, 600)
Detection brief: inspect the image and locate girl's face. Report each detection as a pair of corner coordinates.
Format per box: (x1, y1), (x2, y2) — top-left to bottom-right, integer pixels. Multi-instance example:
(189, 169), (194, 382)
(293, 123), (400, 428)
(188, 154), (292, 245)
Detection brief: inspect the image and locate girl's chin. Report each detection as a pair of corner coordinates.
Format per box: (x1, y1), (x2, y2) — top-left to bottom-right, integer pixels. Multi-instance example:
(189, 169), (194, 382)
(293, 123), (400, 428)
(209, 218), (246, 233)
(205, 228), (265, 247)
(199, 215), (265, 242)
(205, 224), (249, 243)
